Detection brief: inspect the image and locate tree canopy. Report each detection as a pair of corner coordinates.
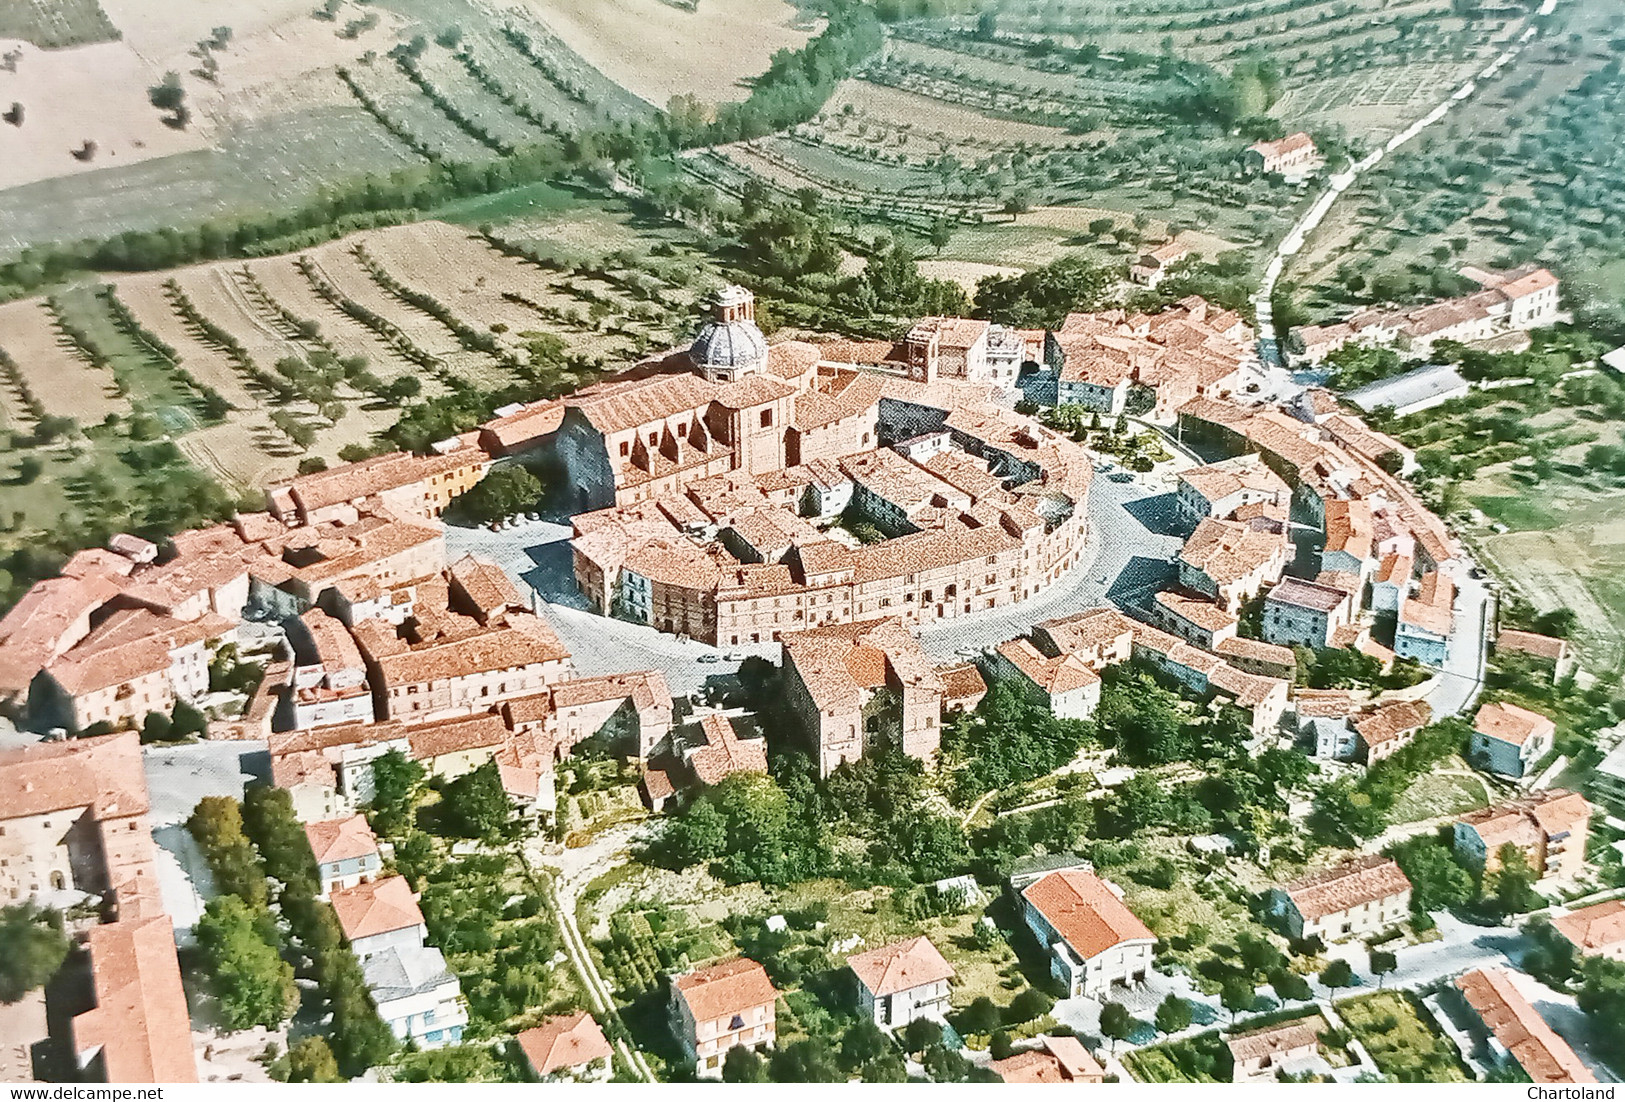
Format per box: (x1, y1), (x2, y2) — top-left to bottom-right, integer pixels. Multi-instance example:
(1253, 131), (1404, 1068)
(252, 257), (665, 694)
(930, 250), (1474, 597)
(0, 903), (69, 1003)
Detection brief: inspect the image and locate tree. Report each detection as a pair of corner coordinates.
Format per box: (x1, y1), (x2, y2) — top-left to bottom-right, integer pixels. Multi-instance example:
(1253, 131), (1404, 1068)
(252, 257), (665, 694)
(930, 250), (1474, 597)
(141, 710), (174, 743)
(1489, 844), (1542, 916)
(0, 903), (69, 1003)
(286, 1036), (342, 1083)
(194, 895), (299, 1030)
(1099, 1001), (1134, 1050)
(367, 749), (424, 836)
(1007, 986), (1054, 1024)
(1269, 967), (1312, 1003)
(171, 699), (207, 737)
(1155, 993), (1192, 1035)
(1522, 916), (1579, 989)
(3, 102), (21, 127)
(1320, 959), (1354, 989)
(770, 1038), (841, 1082)
(839, 1018), (889, 1070)
(861, 1054), (907, 1082)
(14, 456), (41, 484)
(989, 1030), (1015, 1059)
(901, 1016), (943, 1055)
(1388, 836), (1474, 913)
(1577, 957), (1625, 1055)
(450, 465), (544, 524)
(441, 761), (512, 842)
(193, 890), (299, 1033)
(723, 1044), (768, 1083)
(961, 995), (1001, 1036)
(1220, 977), (1255, 1021)
(1369, 949), (1398, 989)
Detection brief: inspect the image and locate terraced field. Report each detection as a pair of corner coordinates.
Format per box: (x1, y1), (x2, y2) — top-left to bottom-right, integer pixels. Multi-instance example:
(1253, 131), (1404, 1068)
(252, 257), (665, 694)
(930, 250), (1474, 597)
(0, 299), (129, 426)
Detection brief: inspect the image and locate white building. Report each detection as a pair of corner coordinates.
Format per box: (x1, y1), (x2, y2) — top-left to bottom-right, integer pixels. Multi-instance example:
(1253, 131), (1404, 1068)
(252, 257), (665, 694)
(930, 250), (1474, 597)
(1263, 578), (1353, 649)
(303, 814), (382, 897)
(847, 936), (955, 1030)
(989, 637), (1102, 721)
(1020, 868), (1156, 998)
(1269, 856), (1411, 943)
(332, 875), (468, 1049)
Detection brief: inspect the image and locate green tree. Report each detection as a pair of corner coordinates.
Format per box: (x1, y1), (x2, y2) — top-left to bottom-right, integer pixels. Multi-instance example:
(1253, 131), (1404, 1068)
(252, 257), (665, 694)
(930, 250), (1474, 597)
(442, 761), (513, 841)
(770, 1038), (841, 1082)
(723, 1044), (767, 1082)
(194, 894), (299, 1030)
(1387, 836), (1474, 913)
(989, 1029), (1015, 1059)
(0, 903), (70, 1003)
(839, 1018), (889, 1070)
(15, 456), (42, 484)
(961, 995), (1002, 1036)
(1269, 967), (1312, 1002)
(450, 465), (544, 524)
(1522, 916), (1579, 989)
(186, 797), (269, 910)
(901, 1016), (943, 1054)
(1155, 993), (1192, 1035)
(367, 749), (424, 837)
(1489, 844), (1542, 916)
(1220, 977), (1255, 1021)
(1578, 957), (1625, 1055)
(1007, 986), (1054, 1024)
(861, 1054), (907, 1082)
(1369, 949), (1398, 989)
(1100, 1000), (1134, 1050)
(1320, 959), (1354, 989)
(286, 1036), (342, 1083)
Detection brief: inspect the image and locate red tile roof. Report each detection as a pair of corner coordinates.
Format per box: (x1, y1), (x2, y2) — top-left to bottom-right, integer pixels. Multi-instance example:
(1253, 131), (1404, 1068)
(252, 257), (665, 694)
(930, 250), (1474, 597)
(1455, 967), (1595, 1084)
(673, 958), (778, 1023)
(516, 1011), (613, 1075)
(1022, 870), (1155, 959)
(330, 875), (423, 942)
(304, 815), (380, 866)
(73, 916), (198, 1083)
(846, 936), (955, 998)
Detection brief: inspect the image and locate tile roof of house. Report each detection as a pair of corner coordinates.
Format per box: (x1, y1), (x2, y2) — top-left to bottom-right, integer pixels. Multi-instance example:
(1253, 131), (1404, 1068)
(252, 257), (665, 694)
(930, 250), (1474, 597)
(1457, 789), (1590, 853)
(1266, 577), (1349, 614)
(304, 814), (380, 866)
(1496, 629), (1568, 663)
(1353, 699), (1432, 750)
(1227, 1015), (1327, 1064)
(1251, 132), (1315, 158)
(936, 661), (988, 705)
(404, 712), (510, 761)
(565, 372), (718, 434)
(1214, 635), (1296, 669)
(331, 875), (423, 941)
(1552, 900), (1625, 956)
(1399, 570), (1455, 637)
(780, 616), (943, 714)
(448, 554), (523, 618)
(516, 1011), (613, 1075)
(367, 612), (569, 687)
(550, 670), (672, 715)
(1294, 689), (1358, 718)
(1040, 1035), (1103, 1081)
(1021, 869), (1155, 960)
(1155, 591), (1239, 633)
(846, 936), (956, 998)
(479, 399), (565, 451)
(1280, 855), (1410, 921)
(991, 1050), (1065, 1084)
(1035, 607), (1137, 657)
(268, 448), (483, 517)
(996, 637), (1101, 696)
(1455, 967), (1595, 1084)
(684, 713), (768, 787)
(1472, 701), (1555, 748)
(672, 957), (778, 1023)
(1178, 455), (1290, 506)
(0, 730), (150, 820)
(72, 915), (198, 1083)
(1498, 267), (1559, 301)
(1182, 517), (1285, 587)
(907, 316), (991, 349)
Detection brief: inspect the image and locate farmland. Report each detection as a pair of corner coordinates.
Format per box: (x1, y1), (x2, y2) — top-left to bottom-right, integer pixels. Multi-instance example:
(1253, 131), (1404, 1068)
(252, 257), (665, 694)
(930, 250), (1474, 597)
(1286, 0), (1625, 319)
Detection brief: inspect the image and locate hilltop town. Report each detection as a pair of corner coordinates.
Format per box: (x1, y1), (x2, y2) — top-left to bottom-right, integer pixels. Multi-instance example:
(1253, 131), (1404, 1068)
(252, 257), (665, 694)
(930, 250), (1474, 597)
(3, 0), (1625, 1089)
(4, 258), (1623, 1087)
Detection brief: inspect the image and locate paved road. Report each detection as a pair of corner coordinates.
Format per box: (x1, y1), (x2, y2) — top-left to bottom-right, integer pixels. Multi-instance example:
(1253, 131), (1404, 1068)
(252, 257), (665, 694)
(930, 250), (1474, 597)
(1424, 572), (1493, 720)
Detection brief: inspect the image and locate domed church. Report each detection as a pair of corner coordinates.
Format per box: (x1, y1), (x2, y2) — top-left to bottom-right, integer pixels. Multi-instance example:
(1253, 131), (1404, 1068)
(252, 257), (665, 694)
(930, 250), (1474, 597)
(688, 285), (769, 383)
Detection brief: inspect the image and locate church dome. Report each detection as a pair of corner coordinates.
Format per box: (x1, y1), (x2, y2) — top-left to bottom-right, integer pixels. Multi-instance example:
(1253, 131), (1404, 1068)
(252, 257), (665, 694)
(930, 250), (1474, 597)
(689, 285), (768, 379)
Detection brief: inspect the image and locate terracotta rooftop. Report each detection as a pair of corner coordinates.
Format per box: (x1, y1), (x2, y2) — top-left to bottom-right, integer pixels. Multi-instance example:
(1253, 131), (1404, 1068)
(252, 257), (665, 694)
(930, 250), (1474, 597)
(1021, 869), (1155, 960)
(73, 915), (197, 1083)
(672, 957), (778, 1023)
(331, 875), (423, 942)
(405, 712), (510, 761)
(936, 661), (988, 705)
(780, 616), (943, 714)
(1227, 1014), (1326, 1064)
(1497, 629), (1568, 663)
(1251, 132), (1315, 158)
(567, 372), (718, 435)
(1267, 577), (1349, 614)
(1552, 900), (1625, 957)
(448, 554), (523, 618)
(1155, 590), (1239, 633)
(516, 1011), (613, 1076)
(684, 713), (768, 787)
(1457, 789), (1590, 851)
(1182, 517), (1286, 587)
(1280, 855), (1410, 921)
(1178, 455), (1289, 507)
(846, 936), (955, 998)
(1353, 699), (1432, 749)
(1455, 967), (1594, 1084)
(0, 730), (150, 821)
(995, 637), (1101, 696)
(304, 814), (380, 866)
(1472, 701), (1555, 748)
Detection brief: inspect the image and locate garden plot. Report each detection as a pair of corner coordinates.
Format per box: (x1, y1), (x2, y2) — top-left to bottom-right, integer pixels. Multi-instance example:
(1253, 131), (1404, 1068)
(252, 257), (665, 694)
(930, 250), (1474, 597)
(111, 275), (261, 410)
(243, 256), (441, 393)
(513, 0), (815, 106)
(0, 299), (129, 425)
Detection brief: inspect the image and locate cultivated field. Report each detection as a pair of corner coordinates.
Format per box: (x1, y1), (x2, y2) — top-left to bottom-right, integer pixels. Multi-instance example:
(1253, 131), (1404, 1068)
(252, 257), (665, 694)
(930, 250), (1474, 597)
(0, 299), (129, 425)
(510, 0), (817, 105)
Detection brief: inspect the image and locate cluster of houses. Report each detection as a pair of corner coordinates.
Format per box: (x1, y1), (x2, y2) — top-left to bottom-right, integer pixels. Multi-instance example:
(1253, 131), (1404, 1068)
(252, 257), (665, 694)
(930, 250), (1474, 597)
(1293, 266), (1562, 366)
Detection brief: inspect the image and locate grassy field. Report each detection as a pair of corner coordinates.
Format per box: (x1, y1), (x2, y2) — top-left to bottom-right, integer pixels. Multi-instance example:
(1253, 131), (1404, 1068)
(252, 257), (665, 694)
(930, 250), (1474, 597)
(1388, 767), (1488, 826)
(0, 0), (119, 48)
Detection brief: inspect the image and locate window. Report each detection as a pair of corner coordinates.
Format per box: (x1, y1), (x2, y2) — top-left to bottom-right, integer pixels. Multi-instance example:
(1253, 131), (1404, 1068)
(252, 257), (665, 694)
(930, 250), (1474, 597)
(760, 409), (773, 428)
(620, 441), (630, 457)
